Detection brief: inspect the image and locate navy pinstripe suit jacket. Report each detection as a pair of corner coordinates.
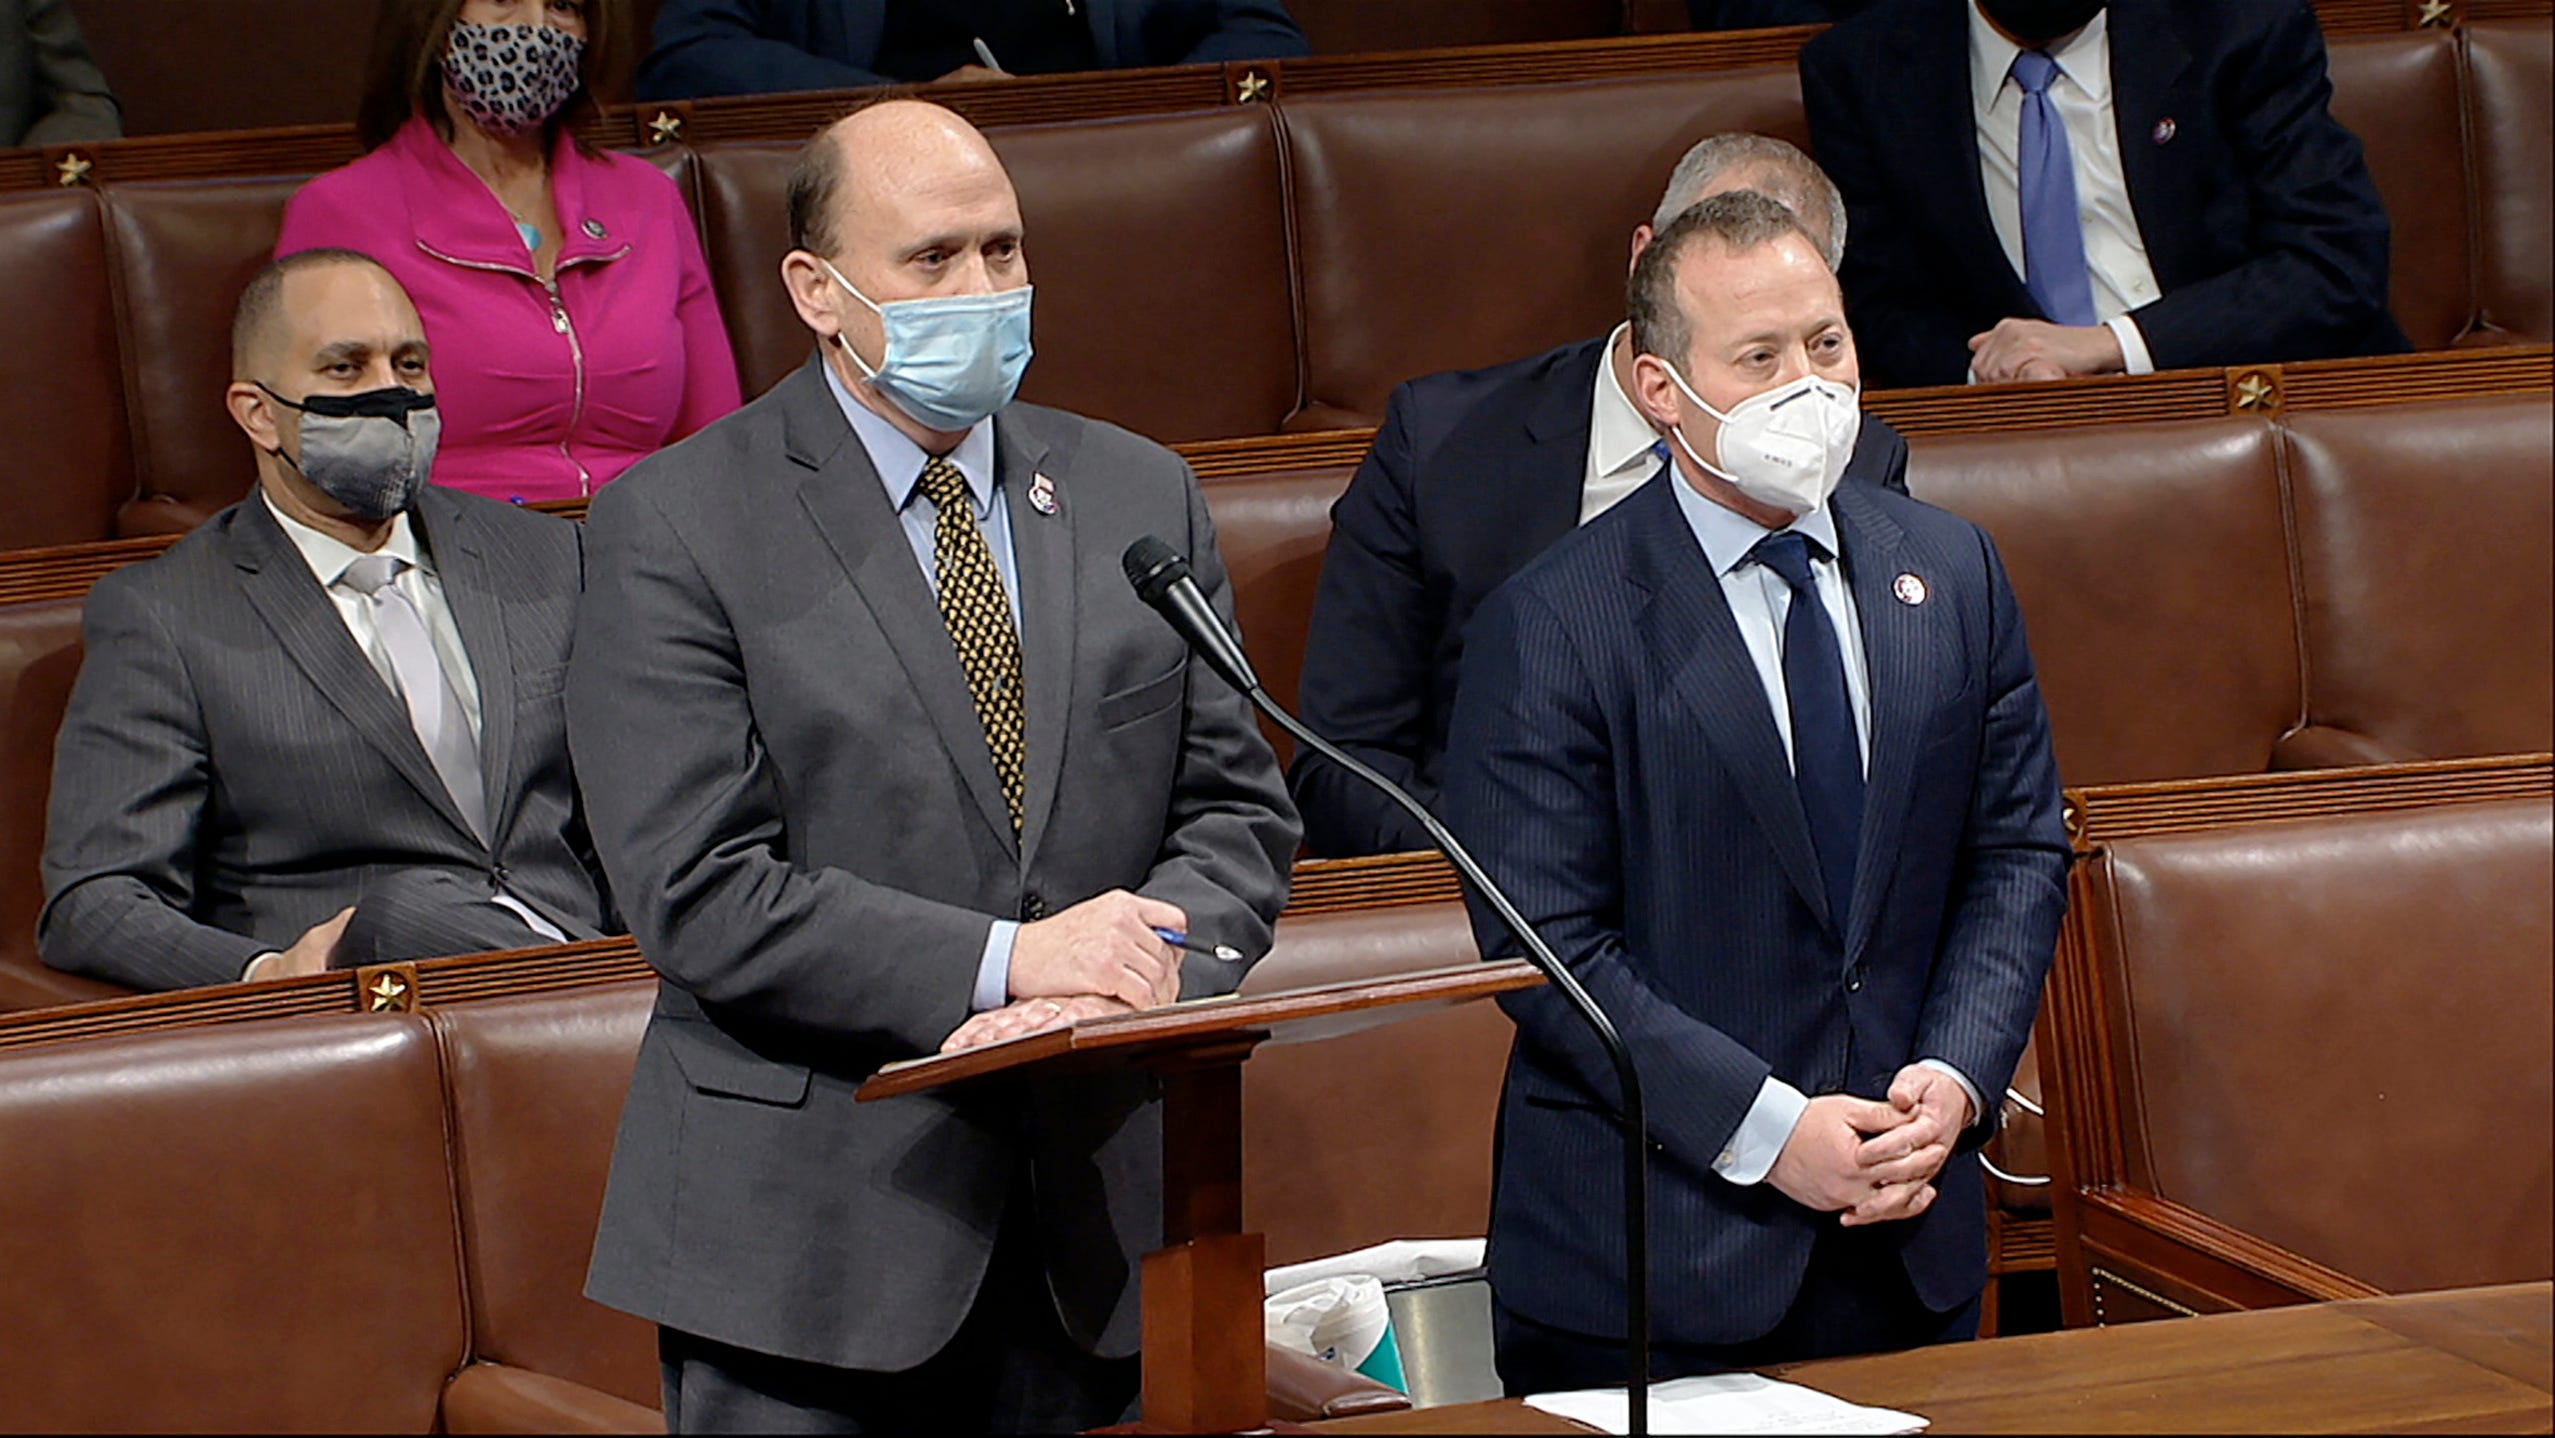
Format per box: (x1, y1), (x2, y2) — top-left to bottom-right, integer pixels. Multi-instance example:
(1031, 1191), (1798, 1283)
(1441, 463), (2071, 1347)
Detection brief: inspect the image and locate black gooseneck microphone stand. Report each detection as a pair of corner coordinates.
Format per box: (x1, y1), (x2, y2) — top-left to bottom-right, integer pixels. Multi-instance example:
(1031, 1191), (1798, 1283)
(1122, 536), (1652, 1437)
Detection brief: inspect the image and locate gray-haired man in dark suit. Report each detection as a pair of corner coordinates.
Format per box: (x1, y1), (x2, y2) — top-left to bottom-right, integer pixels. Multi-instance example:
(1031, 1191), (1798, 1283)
(568, 100), (1298, 1433)
(40, 249), (610, 991)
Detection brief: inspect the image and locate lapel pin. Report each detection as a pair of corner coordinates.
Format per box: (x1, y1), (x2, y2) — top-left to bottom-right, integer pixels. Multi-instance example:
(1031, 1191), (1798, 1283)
(582, 218), (607, 239)
(2151, 117), (2177, 145)
(1027, 472), (1058, 516)
(1894, 573), (1928, 606)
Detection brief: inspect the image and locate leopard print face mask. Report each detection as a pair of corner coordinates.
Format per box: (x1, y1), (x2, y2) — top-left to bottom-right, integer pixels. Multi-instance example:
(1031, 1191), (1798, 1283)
(442, 19), (587, 136)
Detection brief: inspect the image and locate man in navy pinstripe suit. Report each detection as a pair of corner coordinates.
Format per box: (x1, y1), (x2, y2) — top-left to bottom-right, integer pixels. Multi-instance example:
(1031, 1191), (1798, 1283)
(1442, 192), (2070, 1389)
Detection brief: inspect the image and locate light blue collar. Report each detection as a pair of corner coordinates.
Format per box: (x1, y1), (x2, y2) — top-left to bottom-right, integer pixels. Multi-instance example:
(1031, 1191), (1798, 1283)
(823, 354), (998, 518)
(1666, 463), (1843, 578)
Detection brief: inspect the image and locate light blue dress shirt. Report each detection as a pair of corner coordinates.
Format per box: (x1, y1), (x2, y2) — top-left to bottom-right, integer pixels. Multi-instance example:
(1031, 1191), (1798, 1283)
(825, 362), (1023, 1014)
(1666, 473), (1984, 1186)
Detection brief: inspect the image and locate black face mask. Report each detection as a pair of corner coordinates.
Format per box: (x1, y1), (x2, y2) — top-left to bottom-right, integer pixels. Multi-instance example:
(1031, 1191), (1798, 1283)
(1978, 0), (2105, 47)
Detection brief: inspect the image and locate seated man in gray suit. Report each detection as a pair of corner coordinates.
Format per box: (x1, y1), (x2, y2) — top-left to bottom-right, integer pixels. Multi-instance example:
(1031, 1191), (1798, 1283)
(40, 249), (612, 991)
(568, 100), (1297, 1432)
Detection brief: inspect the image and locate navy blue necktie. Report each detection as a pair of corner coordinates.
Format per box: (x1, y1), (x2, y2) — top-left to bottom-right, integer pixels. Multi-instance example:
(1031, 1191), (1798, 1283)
(1750, 530), (1865, 926)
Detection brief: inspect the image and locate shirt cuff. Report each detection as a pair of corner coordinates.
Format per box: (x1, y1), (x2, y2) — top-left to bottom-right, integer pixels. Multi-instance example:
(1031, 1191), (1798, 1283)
(1712, 1075), (1811, 1186)
(971, 919), (1019, 1013)
(243, 952), (279, 982)
(2105, 313), (2156, 375)
(1916, 1058), (1986, 1132)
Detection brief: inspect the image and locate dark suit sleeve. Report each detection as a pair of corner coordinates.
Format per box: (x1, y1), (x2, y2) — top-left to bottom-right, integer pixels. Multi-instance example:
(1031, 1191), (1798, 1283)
(38, 576), (266, 990)
(21, 0), (122, 145)
(566, 480), (993, 1054)
(1443, 584), (1782, 1167)
(2123, 1), (2402, 369)
(1287, 386), (1442, 857)
(1803, 33), (1989, 387)
(1915, 531), (2072, 1147)
(1174, 0), (1311, 62)
(637, 0), (891, 100)
(1141, 461), (1302, 999)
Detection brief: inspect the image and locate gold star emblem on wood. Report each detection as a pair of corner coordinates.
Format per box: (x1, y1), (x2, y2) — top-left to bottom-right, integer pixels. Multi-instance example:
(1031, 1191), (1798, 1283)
(2416, 0), (2454, 27)
(54, 153), (92, 187)
(1235, 72), (1272, 104)
(2232, 372), (2280, 413)
(366, 973), (412, 1012)
(647, 110), (685, 144)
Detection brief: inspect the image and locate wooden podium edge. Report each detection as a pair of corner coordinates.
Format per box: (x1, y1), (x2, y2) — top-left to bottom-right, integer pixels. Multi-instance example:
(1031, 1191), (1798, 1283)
(856, 958), (1542, 1101)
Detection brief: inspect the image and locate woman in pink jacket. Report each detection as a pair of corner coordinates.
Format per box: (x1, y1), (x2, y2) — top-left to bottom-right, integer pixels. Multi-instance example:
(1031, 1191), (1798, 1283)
(277, 0), (741, 504)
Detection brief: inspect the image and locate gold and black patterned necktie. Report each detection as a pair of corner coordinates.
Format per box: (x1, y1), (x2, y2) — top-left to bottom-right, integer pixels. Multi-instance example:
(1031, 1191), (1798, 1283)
(916, 456), (1025, 831)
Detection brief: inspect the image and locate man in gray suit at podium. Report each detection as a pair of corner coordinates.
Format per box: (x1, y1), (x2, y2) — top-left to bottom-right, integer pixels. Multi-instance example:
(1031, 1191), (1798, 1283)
(567, 99), (1299, 1433)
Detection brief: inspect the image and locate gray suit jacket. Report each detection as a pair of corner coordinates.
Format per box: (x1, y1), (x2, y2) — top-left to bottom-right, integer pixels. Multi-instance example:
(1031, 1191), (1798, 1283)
(569, 355), (1298, 1372)
(0, 0), (122, 148)
(39, 488), (610, 991)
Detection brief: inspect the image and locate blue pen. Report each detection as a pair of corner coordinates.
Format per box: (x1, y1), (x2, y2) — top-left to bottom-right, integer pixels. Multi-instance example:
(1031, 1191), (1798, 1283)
(1152, 926), (1245, 962)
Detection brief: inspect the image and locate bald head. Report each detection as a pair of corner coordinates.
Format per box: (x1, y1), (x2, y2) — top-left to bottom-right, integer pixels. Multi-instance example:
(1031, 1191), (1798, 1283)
(787, 100), (1015, 259)
(231, 249), (411, 380)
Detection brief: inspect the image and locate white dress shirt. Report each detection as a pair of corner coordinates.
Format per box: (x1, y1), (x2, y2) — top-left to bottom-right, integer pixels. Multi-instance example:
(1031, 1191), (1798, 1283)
(265, 494), (481, 735)
(822, 362), (1023, 1016)
(1664, 475), (1984, 1186)
(1968, 2), (2162, 376)
(1581, 324), (1669, 524)
(256, 493), (565, 970)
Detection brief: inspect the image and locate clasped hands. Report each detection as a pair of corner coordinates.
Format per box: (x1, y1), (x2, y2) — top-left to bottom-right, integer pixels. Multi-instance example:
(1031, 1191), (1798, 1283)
(1967, 317), (2125, 383)
(939, 889), (1188, 1053)
(1767, 1064), (1975, 1227)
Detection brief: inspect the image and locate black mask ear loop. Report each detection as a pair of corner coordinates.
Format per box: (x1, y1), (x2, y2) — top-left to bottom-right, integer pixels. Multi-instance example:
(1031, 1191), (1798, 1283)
(253, 381), (310, 475)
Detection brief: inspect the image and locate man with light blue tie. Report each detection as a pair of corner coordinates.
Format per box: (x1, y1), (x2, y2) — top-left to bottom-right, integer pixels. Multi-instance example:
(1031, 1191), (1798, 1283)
(1442, 191), (2071, 1389)
(1801, 0), (2408, 388)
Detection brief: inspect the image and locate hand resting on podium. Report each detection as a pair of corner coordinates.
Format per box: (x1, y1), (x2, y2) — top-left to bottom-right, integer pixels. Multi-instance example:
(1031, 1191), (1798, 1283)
(941, 888), (1188, 1051)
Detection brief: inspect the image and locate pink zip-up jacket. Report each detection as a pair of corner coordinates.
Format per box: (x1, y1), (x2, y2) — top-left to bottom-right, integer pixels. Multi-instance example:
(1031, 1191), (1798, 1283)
(276, 117), (743, 504)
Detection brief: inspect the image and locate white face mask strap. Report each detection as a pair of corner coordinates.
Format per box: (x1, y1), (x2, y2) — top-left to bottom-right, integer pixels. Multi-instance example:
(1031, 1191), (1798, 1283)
(818, 258), (886, 380)
(1650, 355), (1749, 487)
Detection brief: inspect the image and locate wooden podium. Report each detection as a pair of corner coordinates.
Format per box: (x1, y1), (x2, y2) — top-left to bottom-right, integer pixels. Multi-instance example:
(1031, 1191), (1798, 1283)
(856, 959), (1543, 1433)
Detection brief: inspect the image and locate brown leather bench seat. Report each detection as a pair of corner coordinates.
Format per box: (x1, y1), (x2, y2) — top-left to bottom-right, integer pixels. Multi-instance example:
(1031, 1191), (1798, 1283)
(0, 898), (1499, 1427)
(2040, 759), (2554, 1323)
(0, 21), (2543, 550)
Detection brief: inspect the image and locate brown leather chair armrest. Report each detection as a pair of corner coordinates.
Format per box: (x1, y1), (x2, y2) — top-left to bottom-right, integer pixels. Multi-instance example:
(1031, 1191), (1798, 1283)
(2269, 724), (2417, 771)
(442, 1361), (663, 1435)
(1265, 1341), (1412, 1421)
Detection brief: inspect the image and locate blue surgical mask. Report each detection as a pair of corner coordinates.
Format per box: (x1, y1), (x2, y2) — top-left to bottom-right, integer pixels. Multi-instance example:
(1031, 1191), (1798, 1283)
(822, 259), (1034, 432)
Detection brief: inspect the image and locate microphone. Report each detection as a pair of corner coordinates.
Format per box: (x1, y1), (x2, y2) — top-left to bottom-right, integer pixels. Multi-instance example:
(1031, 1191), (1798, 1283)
(1122, 536), (1655, 1437)
(1123, 537), (1260, 694)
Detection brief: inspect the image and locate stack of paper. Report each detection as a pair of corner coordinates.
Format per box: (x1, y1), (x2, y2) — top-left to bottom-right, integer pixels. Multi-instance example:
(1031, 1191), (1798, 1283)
(1263, 1238), (1487, 1294)
(1526, 1372), (1928, 1435)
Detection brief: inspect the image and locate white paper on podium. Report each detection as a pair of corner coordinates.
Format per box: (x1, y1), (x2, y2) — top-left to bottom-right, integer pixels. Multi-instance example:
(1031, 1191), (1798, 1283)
(1525, 1372), (1928, 1435)
(1262, 1238), (1487, 1294)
